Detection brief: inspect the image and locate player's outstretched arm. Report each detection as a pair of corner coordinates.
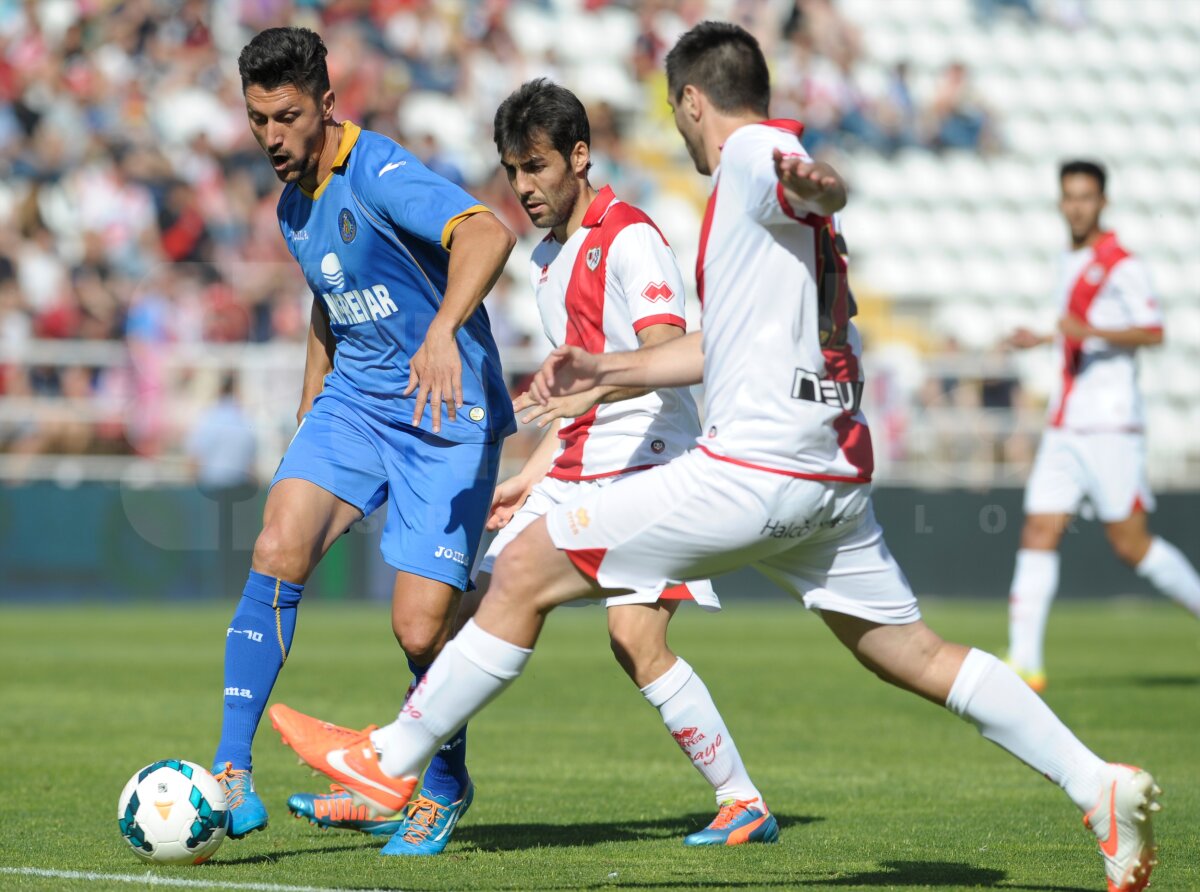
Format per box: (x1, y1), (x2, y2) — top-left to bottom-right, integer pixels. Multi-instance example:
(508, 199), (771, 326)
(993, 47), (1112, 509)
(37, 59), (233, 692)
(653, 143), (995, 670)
(1003, 326), (1053, 350)
(406, 211), (517, 432)
(297, 298), (336, 424)
(773, 149), (847, 216)
(1058, 315), (1163, 348)
(516, 323), (683, 426)
(487, 418), (562, 531)
(532, 331), (704, 404)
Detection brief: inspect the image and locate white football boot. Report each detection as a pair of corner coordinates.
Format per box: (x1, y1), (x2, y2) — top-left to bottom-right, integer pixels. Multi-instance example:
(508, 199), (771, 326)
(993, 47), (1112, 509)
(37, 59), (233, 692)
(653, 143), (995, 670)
(1082, 763), (1161, 892)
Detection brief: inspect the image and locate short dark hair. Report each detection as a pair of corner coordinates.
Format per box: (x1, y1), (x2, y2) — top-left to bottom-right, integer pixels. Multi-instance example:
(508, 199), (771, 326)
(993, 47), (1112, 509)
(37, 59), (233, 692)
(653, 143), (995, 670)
(238, 27), (330, 99)
(665, 21), (770, 117)
(1060, 159), (1106, 194)
(493, 79), (590, 165)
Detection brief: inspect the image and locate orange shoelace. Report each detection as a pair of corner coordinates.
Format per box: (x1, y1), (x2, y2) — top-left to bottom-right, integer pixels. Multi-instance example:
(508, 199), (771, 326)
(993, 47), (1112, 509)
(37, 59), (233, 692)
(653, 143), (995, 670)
(709, 798), (758, 830)
(212, 763), (249, 810)
(400, 796), (447, 843)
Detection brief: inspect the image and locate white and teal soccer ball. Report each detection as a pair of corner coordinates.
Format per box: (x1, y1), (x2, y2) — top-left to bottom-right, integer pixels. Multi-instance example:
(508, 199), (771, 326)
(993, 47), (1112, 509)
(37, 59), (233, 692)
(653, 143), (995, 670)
(117, 759), (227, 864)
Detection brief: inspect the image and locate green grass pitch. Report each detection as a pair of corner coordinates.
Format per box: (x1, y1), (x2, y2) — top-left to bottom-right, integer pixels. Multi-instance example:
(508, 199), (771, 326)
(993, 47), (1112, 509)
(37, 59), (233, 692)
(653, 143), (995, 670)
(1, 598), (1196, 891)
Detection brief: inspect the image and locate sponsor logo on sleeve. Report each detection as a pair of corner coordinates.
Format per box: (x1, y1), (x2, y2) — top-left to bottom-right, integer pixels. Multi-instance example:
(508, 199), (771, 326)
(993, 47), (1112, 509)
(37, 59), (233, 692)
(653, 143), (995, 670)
(641, 281), (674, 302)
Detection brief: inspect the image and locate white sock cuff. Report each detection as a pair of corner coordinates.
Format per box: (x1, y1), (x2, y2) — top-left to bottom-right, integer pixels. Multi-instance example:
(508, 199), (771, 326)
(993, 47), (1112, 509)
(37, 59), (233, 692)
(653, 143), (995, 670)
(1135, 537), (1168, 576)
(945, 648), (996, 716)
(455, 619), (533, 681)
(639, 658), (694, 708)
(1013, 548), (1059, 584)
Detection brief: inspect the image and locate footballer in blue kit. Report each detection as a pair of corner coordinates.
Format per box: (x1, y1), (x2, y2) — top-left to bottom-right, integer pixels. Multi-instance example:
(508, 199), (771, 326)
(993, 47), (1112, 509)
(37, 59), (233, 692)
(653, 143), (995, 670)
(210, 26), (516, 851)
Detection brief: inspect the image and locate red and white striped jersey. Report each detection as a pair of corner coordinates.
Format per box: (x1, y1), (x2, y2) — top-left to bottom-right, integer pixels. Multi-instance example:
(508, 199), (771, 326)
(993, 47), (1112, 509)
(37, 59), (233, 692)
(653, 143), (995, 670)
(1047, 232), (1161, 432)
(530, 186), (701, 480)
(693, 120), (873, 483)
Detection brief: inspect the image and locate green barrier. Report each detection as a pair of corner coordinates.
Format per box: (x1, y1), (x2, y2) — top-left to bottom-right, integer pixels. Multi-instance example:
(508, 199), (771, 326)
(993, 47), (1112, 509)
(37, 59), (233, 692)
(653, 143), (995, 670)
(0, 483), (1195, 601)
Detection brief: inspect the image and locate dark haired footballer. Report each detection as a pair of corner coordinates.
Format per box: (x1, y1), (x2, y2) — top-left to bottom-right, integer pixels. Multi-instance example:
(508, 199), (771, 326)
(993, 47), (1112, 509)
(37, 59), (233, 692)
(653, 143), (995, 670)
(209, 26), (516, 856)
(1004, 160), (1200, 691)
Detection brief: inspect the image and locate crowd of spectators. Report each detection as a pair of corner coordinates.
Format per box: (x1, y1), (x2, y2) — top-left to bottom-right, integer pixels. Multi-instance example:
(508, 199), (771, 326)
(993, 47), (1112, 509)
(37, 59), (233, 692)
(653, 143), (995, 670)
(0, 0), (1005, 462)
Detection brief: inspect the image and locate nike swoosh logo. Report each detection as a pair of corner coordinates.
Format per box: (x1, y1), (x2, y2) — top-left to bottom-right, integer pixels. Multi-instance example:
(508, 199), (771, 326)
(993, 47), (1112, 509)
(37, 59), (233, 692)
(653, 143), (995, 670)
(326, 748), (401, 800)
(1099, 781), (1120, 857)
(378, 161), (405, 177)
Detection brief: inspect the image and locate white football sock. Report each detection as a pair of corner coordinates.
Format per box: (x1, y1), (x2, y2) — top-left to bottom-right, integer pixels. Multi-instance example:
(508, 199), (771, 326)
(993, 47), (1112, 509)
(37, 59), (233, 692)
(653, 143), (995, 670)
(641, 658), (764, 809)
(946, 648), (1104, 812)
(371, 620), (532, 779)
(1007, 548), (1060, 671)
(1136, 537), (1200, 617)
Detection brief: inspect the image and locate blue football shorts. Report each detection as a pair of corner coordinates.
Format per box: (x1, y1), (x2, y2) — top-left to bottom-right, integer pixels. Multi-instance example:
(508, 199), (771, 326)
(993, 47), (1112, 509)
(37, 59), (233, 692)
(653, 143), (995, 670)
(271, 390), (502, 590)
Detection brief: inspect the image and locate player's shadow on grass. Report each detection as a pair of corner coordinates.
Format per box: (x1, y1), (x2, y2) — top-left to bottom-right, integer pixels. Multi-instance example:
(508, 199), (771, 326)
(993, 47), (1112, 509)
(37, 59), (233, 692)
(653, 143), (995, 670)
(1061, 672), (1200, 689)
(455, 811), (821, 852)
(213, 840), (382, 866)
(799, 860), (1092, 891)
(580, 861), (1092, 891)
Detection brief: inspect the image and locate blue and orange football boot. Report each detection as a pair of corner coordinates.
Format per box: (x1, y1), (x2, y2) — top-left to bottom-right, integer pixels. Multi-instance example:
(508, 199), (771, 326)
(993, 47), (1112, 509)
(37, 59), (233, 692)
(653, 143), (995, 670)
(380, 780), (475, 856)
(212, 763), (269, 838)
(683, 798), (779, 846)
(288, 784), (404, 836)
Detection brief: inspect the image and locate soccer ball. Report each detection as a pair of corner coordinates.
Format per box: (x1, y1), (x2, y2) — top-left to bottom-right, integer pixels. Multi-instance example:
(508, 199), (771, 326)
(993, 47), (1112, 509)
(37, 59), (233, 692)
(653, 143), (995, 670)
(117, 759), (228, 864)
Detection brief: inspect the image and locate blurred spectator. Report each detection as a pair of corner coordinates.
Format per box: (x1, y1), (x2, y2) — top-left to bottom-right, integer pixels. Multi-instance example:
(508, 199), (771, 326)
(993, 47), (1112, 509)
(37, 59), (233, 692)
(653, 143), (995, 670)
(185, 372), (258, 492)
(974, 0), (1039, 24)
(925, 62), (996, 153)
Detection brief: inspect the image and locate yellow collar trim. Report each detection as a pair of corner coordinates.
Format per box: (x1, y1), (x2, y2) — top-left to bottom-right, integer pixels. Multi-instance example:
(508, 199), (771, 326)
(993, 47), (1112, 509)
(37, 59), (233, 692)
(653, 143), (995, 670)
(301, 121), (361, 200)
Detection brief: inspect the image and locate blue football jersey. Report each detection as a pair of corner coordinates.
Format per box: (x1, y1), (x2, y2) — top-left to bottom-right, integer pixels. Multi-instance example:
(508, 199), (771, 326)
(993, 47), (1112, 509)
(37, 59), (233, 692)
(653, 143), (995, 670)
(277, 122), (515, 444)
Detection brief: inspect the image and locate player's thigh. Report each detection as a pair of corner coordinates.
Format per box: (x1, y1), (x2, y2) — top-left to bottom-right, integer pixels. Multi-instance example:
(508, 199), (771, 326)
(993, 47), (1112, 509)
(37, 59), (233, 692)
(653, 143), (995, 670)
(258, 478), (364, 562)
(1080, 432), (1156, 524)
(756, 499), (921, 626)
(1023, 430), (1086, 518)
(379, 431), (502, 591)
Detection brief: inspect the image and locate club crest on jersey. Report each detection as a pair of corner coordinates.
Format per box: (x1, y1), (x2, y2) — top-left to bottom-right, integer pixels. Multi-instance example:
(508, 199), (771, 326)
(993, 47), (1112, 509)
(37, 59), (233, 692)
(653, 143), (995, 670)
(339, 208), (357, 243)
(586, 247), (601, 270)
(1084, 263), (1105, 285)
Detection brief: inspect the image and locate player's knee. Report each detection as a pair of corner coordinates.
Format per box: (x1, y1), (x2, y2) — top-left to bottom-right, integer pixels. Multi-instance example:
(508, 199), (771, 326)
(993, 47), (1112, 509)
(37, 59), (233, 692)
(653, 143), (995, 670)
(1106, 529), (1149, 566)
(393, 617), (448, 666)
(490, 539), (554, 613)
(1020, 516), (1063, 550)
(252, 525), (311, 582)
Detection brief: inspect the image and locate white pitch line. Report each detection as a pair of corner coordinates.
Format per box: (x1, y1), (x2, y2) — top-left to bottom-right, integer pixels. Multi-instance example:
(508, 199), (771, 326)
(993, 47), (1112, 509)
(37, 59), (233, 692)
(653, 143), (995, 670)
(0, 867), (403, 892)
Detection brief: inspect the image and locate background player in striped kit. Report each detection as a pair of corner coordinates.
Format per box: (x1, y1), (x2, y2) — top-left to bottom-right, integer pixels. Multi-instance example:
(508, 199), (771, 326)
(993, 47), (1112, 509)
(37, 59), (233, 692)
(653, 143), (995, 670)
(1005, 160), (1200, 691)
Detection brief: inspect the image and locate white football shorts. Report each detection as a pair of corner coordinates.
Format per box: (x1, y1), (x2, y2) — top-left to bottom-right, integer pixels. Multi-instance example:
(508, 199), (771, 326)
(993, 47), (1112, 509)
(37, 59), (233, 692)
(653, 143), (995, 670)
(476, 473), (719, 611)
(1024, 429), (1155, 523)
(543, 448), (921, 625)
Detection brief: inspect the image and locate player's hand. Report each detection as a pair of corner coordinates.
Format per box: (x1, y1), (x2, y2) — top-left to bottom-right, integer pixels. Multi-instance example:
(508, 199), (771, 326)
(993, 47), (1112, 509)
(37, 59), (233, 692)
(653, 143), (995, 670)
(487, 475), (535, 530)
(513, 388), (598, 428)
(1004, 327), (1045, 350)
(1057, 315), (1092, 341)
(774, 149), (839, 202)
(405, 325), (462, 434)
(531, 345), (603, 404)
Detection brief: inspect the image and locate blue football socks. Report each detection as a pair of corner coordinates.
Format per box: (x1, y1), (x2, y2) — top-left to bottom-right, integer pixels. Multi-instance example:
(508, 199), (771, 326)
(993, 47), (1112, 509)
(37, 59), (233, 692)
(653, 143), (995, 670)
(408, 656), (469, 800)
(213, 571), (303, 772)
